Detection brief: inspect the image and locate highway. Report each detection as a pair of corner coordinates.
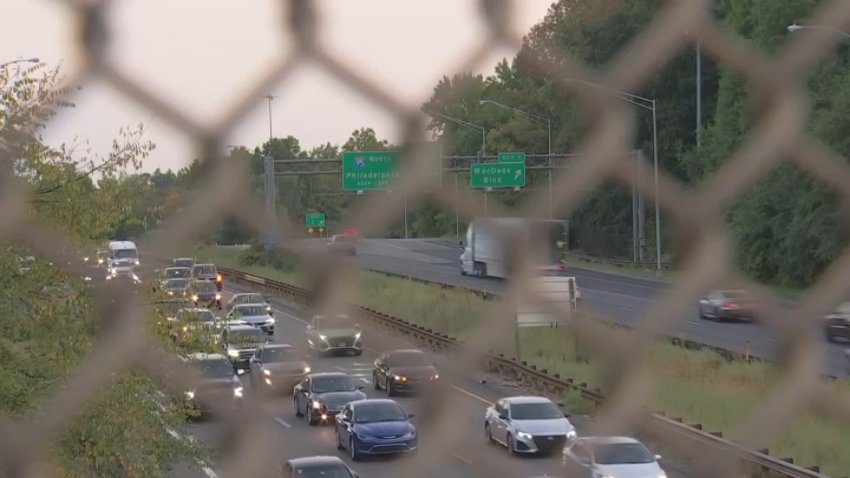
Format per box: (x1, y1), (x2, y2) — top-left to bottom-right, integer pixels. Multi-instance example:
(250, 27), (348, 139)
(335, 238), (848, 378)
(173, 278), (695, 478)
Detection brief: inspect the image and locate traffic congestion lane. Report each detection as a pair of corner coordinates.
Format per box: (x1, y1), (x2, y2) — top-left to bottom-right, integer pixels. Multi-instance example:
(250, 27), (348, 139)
(221, 280), (694, 478)
(344, 239), (849, 377)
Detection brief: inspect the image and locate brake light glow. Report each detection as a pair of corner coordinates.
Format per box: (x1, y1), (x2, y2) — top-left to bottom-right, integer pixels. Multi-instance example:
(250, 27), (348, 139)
(723, 300), (737, 309)
(558, 264), (566, 270)
(216, 273), (223, 282)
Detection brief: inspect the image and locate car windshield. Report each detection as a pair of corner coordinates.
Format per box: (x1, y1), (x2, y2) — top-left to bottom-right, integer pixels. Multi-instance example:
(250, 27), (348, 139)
(315, 316), (353, 329)
(293, 465), (352, 478)
(179, 310), (215, 323)
(354, 402), (407, 423)
(173, 259), (193, 268)
(194, 281), (217, 293)
(194, 265), (216, 275)
(228, 329), (266, 346)
(262, 347), (293, 362)
(165, 268), (189, 278)
(235, 305), (268, 316)
(236, 294), (264, 304)
(165, 278), (189, 289)
(592, 443), (655, 465)
(113, 249), (137, 259)
(510, 402), (563, 420)
(197, 359), (235, 379)
(389, 351), (430, 367)
(311, 376), (357, 393)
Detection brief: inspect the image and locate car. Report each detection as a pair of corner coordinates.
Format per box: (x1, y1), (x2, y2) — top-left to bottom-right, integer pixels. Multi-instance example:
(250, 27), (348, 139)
(484, 396), (577, 455)
(153, 299), (187, 323)
(824, 302), (850, 343)
(281, 456), (359, 478)
(172, 257), (195, 269)
(188, 279), (221, 309)
(697, 289), (754, 322)
(334, 398), (417, 460)
(327, 235), (356, 255)
(227, 303), (275, 335)
(162, 278), (190, 297)
(161, 266), (191, 282)
(191, 263), (223, 291)
(293, 372), (367, 425)
(561, 436), (667, 478)
(171, 308), (218, 344)
(372, 349), (439, 396)
(221, 323), (270, 371)
(305, 314), (363, 356)
(182, 353), (243, 417)
(225, 292), (270, 313)
(249, 344), (311, 392)
(95, 249), (109, 267)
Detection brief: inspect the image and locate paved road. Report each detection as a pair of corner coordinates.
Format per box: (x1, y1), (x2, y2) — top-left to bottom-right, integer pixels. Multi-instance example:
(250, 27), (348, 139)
(317, 238), (848, 378)
(174, 278), (695, 478)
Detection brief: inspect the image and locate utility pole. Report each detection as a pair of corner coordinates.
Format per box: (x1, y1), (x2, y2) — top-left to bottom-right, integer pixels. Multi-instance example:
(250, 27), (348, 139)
(263, 94), (278, 250)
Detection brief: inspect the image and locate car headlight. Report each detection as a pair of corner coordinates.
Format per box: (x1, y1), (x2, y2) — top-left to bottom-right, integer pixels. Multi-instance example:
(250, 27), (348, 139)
(266, 305), (271, 312)
(267, 317), (275, 324)
(184, 390), (195, 400)
(303, 366), (311, 374)
(233, 387), (243, 398)
(135, 259), (140, 265)
(319, 334), (328, 341)
(191, 295), (198, 301)
(227, 348), (239, 357)
(430, 373), (439, 381)
(566, 429), (577, 440)
(657, 473), (667, 478)
(354, 332), (362, 340)
(311, 400), (322, 410)
(215, 293), (221, 300)
(182, 325), (188, 332)
(83, 257), (89, 262)
(263, 369), (271, 377)
(516, 431), (533, 440)
(393, 374), (408, 382)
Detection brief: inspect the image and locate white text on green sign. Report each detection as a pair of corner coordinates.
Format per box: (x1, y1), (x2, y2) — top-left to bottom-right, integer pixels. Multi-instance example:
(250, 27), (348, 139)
(341, 151), (400, 190)
(498, 152), (526, 163)
(470, 162), (526, 188)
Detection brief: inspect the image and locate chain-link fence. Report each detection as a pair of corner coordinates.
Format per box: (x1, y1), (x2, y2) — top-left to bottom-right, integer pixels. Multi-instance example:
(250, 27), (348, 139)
(3, 1), (850, 477)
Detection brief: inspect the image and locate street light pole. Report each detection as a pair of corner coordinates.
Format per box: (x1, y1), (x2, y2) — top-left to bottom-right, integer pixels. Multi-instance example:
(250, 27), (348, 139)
(263, 94), (277, 249)
(696, 41), (702, 149)
(479, 99), (553, 218)
(564, 78), (662, 274)
(787, 23), (850, 38)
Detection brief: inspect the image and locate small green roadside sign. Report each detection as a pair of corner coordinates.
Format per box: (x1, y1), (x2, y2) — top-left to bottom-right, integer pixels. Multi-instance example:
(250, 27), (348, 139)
(305, 212), (325, 228)
(470, 162), (526, 188)
(342, 151), (400, 190)
(498, 151), (526, 163)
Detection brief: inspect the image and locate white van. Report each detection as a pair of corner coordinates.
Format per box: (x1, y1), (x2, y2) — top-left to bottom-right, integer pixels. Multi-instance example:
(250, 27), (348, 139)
(107, 241), (139, 277)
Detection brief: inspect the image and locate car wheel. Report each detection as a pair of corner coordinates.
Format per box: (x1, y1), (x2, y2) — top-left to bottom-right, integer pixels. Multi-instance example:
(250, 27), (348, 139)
(373, 372), (380, 390)
(506, 433), (515, 455)
(294, 398), (303, 418)
(350, 437), (361, 461)
(307, 406), (318, 426)
(336, 428), (344, 451)
(386, 378), (395, 397)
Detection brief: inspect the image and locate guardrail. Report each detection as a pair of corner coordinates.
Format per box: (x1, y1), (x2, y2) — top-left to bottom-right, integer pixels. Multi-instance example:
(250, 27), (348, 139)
(218, 266), (834, 478)
(565, 251), (674, 270)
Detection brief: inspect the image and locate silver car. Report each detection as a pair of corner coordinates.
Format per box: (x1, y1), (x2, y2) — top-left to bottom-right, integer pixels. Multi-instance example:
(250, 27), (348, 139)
(562, 436), (667, 478)
(225, 292), (270, 313)
(227, 303), (275, 335)
(484, 396), (576, 455)
(304, 314), (363, 356)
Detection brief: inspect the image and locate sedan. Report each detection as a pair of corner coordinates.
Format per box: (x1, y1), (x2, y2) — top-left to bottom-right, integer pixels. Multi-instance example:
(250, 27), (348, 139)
(188, 280), (221, 309)
(372, 349), (439, 396)
(281, 456), (359, 478)
(228, 303), (275, 335)
(293, 372), (366, 425)
(697, 289), (754, 322)
(485, 396), (576, 455)
(249, 344), (311, 392)
(335, 399), (417, 461)
(305, 314), (363, 356)
(226, 292), (270, 313)
(562, 436), (667, 478)
(162, 278), (190, 297)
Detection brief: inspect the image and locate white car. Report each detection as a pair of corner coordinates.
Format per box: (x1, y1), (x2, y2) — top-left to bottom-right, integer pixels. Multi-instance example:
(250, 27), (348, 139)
(484, 396), (576, 455)
(227, 303), (275, 336)
(562, 436), (667, 478)
(225, 292), (270, 313)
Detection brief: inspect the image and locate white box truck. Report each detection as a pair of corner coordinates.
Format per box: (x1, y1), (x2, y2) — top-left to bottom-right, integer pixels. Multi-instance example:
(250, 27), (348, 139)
(459, 217), (568, 279)
(107, 240), (139, 278)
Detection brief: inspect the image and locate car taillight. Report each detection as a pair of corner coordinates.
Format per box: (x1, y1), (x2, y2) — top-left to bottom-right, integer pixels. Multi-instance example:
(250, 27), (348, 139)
(558, 264), (566, 270)
(723, 300), (737, 309)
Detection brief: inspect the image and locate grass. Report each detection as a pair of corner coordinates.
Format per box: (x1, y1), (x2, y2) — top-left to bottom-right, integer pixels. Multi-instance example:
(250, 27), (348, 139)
(204, 245), (850, 476)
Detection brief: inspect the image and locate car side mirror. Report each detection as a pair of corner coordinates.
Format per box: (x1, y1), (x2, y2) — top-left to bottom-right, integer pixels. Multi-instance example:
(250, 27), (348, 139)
(458, 240), (464, 247)
(654, 454), (662, 461)
(563, 411), (571, 418)
(407, 413), (415, 419)
(269, 311), (274, 317)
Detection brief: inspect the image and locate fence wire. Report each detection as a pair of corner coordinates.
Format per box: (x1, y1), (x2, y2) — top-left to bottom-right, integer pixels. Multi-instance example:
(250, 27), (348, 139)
(2, 1), (850, 477)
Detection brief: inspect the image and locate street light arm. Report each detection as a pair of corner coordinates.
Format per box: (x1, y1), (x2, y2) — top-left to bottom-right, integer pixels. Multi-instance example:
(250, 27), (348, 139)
(479, 99), (550, 126)
(787, 23), (850, 38)
(426, 111), (485, 133)
(564, 78), (655, 110)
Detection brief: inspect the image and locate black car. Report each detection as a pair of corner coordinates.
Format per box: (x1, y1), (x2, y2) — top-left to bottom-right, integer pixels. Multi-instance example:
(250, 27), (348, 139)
(281, 456), (359, 478)
(249, 344), (311, 393)
(162, 278), (190, 297)
(373, 349), (440, 396)
(293, 372), (366, 425)
(222, 324), (270, 371)
(189, 279), (221, 309)
(172, 257), (195, 269)
(192, 263), (222, 292)
(183, 353), (243, 417)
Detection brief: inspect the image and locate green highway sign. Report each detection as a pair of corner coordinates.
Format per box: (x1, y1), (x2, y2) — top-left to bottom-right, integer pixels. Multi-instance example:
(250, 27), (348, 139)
(470, 162), (526, 188)
(342, 151), (400, 190)
(498, 151), (526, 163)
(305, 212), (325, 228)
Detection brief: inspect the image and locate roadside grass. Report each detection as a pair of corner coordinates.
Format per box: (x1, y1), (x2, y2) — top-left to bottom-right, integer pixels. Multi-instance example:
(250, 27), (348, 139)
(207, 245), (850, 475)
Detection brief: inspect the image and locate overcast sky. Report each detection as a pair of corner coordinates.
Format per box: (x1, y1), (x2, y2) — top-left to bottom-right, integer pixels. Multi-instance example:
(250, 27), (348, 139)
(3, 0), (554, 173)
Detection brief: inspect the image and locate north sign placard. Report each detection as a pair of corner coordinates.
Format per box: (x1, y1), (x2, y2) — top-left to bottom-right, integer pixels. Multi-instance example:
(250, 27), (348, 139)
(470, 162), (526, 188)
(342, 151), (400, 190)
(305, 212), (325, 228)
(498, 151), (526, 163)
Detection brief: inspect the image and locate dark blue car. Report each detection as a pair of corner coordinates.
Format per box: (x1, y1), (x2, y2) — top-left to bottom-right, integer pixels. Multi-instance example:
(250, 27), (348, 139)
(334, 399), (417, 461)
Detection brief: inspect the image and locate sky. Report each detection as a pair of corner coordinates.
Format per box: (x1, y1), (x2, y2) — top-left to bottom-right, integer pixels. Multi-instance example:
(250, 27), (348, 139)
(2, 0), (555, 173)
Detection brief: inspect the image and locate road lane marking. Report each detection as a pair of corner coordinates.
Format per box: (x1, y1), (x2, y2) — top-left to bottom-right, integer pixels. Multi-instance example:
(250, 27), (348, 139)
(451, 386), (492, 405)
(274, 417), (292, 428)
(450, 452), (475, 465)
(360, 378), (371, 383)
